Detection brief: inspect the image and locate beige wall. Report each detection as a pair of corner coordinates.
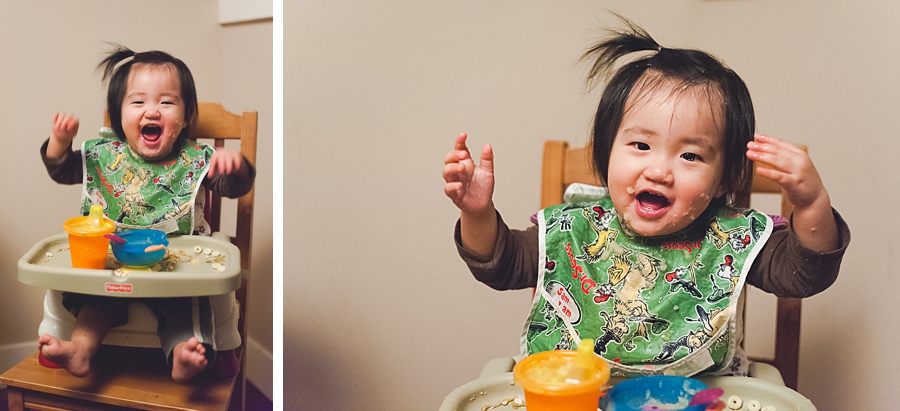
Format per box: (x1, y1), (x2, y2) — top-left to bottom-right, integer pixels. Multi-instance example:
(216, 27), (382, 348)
(289, 1), (892, 409)
(0, 0), (273, 399)
(216, 18), (275, 400)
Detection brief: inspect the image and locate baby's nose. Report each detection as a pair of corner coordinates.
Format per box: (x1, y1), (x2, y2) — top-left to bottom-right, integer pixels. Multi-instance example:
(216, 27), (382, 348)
(643, 166), (673, 185)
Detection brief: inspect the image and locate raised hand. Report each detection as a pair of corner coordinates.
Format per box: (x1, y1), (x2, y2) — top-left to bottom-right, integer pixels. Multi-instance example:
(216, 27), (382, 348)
(47, 112), (81, 159)
(442, 133), (495, 216)
(51, 112), (80, 145)
(746, 133), (838, 251)
(208, 147), (243, 177)
(442, 133), (498, 256)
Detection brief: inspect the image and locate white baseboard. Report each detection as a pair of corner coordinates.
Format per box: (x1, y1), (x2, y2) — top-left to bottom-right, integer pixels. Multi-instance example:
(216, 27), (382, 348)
(245, 337), (273, 401)
(0, 341), (38, 379)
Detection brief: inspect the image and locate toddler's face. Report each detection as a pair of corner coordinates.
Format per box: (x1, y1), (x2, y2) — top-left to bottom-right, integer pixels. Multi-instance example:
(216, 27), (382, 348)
(606, 80), (726, 237)
(120, 64), (185, 160)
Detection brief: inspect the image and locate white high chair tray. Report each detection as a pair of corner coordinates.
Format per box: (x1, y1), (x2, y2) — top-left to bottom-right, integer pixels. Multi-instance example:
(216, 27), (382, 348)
(19, 234), (241, 298)
(439, 374), (816, 411)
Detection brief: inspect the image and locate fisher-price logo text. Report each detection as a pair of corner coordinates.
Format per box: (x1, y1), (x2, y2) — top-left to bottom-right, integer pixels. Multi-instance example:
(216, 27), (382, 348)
(105, 283), (133, 294)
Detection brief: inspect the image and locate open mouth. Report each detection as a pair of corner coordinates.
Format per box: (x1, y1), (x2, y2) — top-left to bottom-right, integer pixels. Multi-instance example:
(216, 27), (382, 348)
(141, 125), (162, 143)
(636, 190), (670, 215)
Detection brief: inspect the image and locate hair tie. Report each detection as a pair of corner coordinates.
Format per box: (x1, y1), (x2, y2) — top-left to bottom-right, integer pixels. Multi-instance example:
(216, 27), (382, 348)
(657, 46), (663, 52)
(116, 54), (136, 70)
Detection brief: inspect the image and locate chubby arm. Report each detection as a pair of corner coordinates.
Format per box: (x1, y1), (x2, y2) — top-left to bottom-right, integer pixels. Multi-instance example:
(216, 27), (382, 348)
(443, 133), (498, 257)
(747, 211), (850, 297)
(455, 213), (541, 290)
(40, 138), (83, 185)
(746, 134), (839, 252)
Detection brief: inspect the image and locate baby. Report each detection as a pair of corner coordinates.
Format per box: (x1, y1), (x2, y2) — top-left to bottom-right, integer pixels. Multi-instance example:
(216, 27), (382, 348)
(39, 46), (255, 382)
(443, 20), (849, 376)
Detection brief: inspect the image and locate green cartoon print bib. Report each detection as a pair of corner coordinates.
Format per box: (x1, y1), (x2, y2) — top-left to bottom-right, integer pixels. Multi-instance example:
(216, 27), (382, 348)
(80, 136), (214, 235)
(523, 194), (771, 377)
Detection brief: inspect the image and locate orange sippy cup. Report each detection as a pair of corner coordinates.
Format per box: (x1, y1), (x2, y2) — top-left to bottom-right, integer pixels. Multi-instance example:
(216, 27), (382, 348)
(63, 205), (116, 269)
(514, 339), (610, 411)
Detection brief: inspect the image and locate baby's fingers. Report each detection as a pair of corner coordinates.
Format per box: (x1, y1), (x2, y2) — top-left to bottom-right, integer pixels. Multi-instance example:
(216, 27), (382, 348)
(442, 162), (466, 183)
(208, 156), (226, 177)
(51, 113), (80, 144)
(52, 112), (75, 131)
(454, 133), (470, 152)
(748, 134), (805, 159)
(745, 147), (785, 172)
(209, 150), (243, 176)
(221, 159), (234, 175)
(477, 143), (494, 174)
(747, 134), (804, 173)
(215, 159), (235, 176)
(443, 181), (465, 202)
(748, 134), (826, 209)
(752, 165), (787, 185)
(443, 147), (470, 166)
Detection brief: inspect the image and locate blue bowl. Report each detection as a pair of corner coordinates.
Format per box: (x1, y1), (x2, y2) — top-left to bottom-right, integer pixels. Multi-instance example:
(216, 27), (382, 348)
(601, 376), (709, 411)
(111, 229), (169, 267)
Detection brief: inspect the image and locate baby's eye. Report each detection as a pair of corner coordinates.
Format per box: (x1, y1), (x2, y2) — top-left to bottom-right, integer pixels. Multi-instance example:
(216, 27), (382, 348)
(681, 152), (701, 162)
(131, 100), (144, 105)
(162, 101), (175, 105)
(632, 142), (650, 151)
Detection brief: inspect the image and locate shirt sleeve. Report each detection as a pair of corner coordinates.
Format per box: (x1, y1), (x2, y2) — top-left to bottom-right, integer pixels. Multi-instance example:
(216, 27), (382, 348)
(745, 209), (851, 298)
(455, 208), (851, 298)
(40, 138), (83, 185)
(454, 211), (540, 290)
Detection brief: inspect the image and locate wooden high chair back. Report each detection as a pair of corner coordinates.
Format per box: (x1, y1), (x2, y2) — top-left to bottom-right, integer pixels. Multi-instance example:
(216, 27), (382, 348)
(540, 140), (804, 390)
(0, 103), (258, 411)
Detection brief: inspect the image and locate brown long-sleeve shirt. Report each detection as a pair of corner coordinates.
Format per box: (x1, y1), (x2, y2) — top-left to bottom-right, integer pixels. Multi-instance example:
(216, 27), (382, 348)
(455, 209), (849, 298)
(41, 138), (256, 198)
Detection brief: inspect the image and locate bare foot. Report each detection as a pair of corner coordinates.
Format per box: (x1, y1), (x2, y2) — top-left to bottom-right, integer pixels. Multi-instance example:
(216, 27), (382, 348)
(172, 337), (209, 382)
(38, 334), (92, 377)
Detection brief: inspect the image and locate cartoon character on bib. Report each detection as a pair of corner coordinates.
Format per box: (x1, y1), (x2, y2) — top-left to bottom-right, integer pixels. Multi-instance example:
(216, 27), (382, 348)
(523, 194), (771, 377)
(80, 132), (214, 235)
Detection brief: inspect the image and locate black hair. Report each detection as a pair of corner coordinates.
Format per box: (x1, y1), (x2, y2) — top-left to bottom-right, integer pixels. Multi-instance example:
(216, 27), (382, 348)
(581, 17), (755, 205)
(97, 44), (198, 143)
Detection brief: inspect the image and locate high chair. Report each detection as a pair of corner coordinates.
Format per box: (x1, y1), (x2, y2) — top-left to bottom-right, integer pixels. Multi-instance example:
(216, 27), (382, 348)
(538, 140), (805, 390)
(1, 103), (258, 411)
